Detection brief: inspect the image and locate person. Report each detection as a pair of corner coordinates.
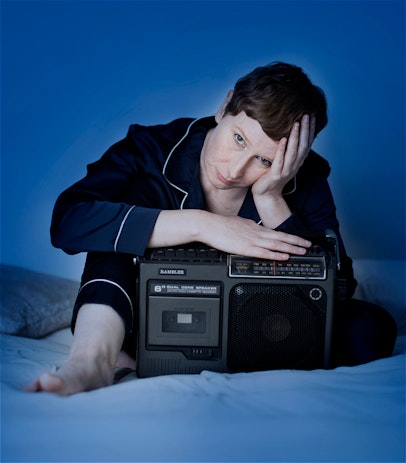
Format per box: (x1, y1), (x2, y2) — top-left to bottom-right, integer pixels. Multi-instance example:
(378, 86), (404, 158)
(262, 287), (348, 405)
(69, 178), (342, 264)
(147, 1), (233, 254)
(27, 62), (397, 396)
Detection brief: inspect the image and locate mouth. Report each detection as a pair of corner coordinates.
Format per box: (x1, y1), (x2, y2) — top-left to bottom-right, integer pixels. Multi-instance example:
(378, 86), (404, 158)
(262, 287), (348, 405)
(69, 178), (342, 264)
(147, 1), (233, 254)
(216, 169), (234, 186)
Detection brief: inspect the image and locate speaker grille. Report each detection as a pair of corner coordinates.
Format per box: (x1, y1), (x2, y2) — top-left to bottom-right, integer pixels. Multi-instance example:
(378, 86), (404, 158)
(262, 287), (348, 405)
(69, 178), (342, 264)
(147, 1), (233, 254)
(228, 283), (326, 372)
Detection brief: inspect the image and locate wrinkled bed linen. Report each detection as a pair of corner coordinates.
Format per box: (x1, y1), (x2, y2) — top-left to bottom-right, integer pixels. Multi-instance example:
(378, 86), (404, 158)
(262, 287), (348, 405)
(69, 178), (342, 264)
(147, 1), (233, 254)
(1, 329), (405, 462)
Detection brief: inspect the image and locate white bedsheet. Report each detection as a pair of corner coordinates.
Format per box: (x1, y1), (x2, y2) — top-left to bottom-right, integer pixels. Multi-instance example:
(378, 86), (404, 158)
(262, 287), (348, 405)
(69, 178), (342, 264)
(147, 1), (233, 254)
(1, 329), (405, 462)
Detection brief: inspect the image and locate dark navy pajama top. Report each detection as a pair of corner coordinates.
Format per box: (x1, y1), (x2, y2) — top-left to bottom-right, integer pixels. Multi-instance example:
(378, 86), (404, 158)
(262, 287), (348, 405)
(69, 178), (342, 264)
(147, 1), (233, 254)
(51, 116), (356, 338)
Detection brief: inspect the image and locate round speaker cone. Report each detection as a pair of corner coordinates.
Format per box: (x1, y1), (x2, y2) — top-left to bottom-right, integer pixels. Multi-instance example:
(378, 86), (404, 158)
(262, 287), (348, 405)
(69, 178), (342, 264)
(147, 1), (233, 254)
(261, 314), (291, 342)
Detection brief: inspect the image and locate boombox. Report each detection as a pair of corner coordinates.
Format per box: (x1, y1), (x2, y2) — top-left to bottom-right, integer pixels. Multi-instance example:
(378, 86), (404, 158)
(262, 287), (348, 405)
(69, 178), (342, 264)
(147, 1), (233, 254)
(135, 233), (338, 378)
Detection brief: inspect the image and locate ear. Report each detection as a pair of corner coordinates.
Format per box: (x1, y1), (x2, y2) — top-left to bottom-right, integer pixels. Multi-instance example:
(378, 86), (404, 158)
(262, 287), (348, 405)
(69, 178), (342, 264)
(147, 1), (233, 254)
(215, 90), (234, 123)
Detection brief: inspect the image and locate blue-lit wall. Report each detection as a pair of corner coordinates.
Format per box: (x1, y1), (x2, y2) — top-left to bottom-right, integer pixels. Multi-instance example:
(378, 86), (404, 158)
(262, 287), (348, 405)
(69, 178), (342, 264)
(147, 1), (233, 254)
(1, 0), (405, 280)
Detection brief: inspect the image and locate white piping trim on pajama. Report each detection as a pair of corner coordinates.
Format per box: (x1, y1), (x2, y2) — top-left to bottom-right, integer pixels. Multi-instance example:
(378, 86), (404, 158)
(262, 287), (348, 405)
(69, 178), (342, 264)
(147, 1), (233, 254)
(114, 205), (136, 252)
(162, 118), (200, 210)
(78, 278), (134, 320)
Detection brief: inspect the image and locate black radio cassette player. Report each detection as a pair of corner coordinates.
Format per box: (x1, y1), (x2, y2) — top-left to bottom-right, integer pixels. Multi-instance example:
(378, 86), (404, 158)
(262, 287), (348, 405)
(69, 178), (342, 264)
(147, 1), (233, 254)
(135, 234), (337, 377)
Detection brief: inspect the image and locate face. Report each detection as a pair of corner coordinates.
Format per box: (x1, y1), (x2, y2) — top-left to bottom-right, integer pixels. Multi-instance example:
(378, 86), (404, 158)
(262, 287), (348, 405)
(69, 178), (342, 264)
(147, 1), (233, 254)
(200, 109), (279, 191)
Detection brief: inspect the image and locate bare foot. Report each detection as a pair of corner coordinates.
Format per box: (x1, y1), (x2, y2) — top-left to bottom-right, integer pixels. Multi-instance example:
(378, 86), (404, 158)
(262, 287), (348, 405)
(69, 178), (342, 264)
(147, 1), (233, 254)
(25, 349), (136, 396)
(25, 350), (137, 396)
(25, 303), (134, 396)
(25, 360), (114, 396)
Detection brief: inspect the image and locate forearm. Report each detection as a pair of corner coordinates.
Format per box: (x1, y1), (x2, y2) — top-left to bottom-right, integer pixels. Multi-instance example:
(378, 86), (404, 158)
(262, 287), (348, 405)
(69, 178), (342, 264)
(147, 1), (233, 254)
(149, 209), (311, 260)
(147, 209), (210, 248)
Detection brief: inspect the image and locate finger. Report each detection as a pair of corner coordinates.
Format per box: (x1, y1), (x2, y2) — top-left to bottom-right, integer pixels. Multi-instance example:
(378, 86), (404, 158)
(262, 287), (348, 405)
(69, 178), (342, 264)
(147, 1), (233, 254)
(266, 239), (310, 256)
(280, 232), (312, 248)
(281, 122), (300, 174)
(256, 232), (312, 255)
(298, 114), (311, 155)
(309, 114), (316, 144)
(270, 137), (288, 173)
(249, 241), (309, 261)
(287, 122), (300, 154)
(250, 248), (291, 261)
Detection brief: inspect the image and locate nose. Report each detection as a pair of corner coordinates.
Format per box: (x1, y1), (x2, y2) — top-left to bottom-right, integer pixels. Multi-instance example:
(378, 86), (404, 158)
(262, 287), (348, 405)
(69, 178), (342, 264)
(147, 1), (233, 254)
(227, 156), (248, 180)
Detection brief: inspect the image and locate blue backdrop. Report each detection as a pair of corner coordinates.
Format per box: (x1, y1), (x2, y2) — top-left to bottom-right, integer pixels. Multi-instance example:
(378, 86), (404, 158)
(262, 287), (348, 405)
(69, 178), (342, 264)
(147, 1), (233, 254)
(1, 0), (405, 280)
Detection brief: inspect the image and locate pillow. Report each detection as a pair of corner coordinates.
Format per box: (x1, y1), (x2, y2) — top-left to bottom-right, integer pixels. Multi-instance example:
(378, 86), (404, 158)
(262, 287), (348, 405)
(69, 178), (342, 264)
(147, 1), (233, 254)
(0, 264), (79, 338)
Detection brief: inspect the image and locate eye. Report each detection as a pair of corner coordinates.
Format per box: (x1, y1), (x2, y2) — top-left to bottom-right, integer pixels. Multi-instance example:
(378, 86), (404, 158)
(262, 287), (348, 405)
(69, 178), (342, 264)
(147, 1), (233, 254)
(234, 133), (246, 147)
(256, 156), (272, 167)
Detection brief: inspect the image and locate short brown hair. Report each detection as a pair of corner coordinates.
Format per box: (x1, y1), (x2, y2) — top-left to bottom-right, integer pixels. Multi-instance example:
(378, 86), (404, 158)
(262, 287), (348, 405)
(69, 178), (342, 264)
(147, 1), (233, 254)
(224, 62), (328, 139)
